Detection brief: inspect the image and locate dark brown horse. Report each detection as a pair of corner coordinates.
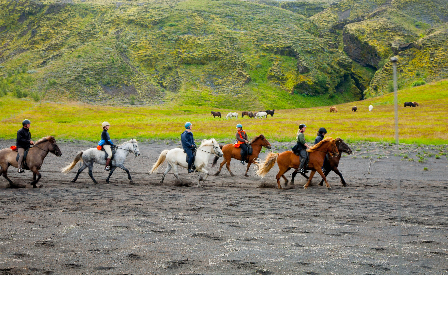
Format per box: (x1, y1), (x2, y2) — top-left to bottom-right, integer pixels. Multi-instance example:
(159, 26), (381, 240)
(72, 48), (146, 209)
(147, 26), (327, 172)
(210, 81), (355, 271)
(352, 106), (357, 112)
(248, 112), (255, 118)
(0, 136), (62, 188)
(241, 111), (249, 118)
(256, 138), (339, 189)
(265, 109), (275, 117)
(213, 134), (271, 177)
(290, 138), (352, 186)
(211, 111), (221, 118)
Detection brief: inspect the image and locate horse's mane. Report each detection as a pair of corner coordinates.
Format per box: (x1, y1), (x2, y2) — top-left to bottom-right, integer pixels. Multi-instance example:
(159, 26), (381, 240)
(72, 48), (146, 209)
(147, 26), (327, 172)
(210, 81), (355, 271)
(35, 136), (55, 144)
(119, 138), (137, 146)
(250, 134), (265, 143)
(200, 138), (216, 146)
(307, 137), (334, 152)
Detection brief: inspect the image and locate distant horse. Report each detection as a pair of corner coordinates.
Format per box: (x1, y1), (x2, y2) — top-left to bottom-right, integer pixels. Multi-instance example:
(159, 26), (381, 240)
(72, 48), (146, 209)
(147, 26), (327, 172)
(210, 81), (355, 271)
(330, 106), (338, 113)
(255, 111), (267, 118)
(226, 112), (238, 119)
(211, 111), (221, 118)
(404, 102), (418, 107)
(62, 139), (140, 184)
(248, 112), (255, 118)
(213, 134), (271, 177)
(266, 109), (275, 117)
(0, 136), (62, 188)
(241, 111), (249, 118)
(290, 138), (352, 187)
(150, 139), (223, 186)
(256, 138), (339, 189)
(352, 106), (357, 112)
(369, 105), (373, 111)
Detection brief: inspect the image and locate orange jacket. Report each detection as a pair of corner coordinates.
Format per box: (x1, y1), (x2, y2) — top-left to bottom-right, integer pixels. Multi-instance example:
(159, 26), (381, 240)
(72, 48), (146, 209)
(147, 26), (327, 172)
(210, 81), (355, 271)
(234, 130), (247, 148)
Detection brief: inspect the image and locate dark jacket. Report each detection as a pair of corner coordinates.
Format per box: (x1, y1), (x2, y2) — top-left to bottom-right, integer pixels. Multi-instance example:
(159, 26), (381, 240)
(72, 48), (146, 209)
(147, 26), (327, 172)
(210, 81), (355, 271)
(99, 130), (114, 146)
(314, 134), (324, 145)
(236, 130), (248, 143)
(181, 130), (195, 151)
(16, 127), (32, 149)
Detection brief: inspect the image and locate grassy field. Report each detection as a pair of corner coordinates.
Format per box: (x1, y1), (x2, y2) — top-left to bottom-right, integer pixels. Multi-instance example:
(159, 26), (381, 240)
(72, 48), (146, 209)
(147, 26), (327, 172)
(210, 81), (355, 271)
(1, 79), (447, 144)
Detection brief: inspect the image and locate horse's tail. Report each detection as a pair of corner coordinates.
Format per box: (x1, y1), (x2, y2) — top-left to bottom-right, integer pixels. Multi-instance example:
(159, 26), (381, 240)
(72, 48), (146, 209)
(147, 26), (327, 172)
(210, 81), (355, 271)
(61, 151), (83, 173)
(150, 150), (169, 173)
(211, 145), (224, 167)
(256, 152), (279, 178)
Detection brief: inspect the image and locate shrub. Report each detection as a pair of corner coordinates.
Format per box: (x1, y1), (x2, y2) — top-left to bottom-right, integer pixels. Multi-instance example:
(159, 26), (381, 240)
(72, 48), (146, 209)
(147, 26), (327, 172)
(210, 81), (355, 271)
(130, 95), (136, 105)
(412, 80), (426, 87)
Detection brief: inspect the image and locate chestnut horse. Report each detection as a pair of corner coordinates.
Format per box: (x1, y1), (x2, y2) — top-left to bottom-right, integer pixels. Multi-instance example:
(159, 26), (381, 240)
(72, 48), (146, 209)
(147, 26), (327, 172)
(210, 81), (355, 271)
(0, 136), (62, 188)
(256, 138), (339, 189)
(213, 134), (271, 177)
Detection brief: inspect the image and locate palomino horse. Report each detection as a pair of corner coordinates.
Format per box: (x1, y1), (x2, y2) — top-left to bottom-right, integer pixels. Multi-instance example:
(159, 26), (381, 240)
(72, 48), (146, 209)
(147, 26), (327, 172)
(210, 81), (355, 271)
(256, 138), (339, 189)
(0, 136), (62, 188)
(150, 138), (223, 186)
(62, 139), (140, 184)
(290, 138), (352, 187)
(213, 134), (271, 177)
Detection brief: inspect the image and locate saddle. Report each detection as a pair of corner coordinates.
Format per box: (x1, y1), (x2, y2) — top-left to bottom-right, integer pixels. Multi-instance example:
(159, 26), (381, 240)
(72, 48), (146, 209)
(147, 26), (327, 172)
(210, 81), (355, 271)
(100, 146), (116, 159)
(16, 148), (30, 170)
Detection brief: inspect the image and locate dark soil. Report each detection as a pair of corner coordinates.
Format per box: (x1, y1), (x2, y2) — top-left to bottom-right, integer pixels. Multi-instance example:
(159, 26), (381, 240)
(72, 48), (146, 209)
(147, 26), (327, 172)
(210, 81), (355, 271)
(1, 139), (447, 275)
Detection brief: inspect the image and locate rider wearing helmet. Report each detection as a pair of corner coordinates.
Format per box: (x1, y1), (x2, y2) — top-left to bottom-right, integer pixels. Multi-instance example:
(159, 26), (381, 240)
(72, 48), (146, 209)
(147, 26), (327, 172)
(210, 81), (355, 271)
(296, 124), (310, 174)
(314, 127), (327, 144)
(181, 122), (196, 173)
(98, 121), (114, 171)
(235, 124), (249, 164)
(16, 119), (34, 173)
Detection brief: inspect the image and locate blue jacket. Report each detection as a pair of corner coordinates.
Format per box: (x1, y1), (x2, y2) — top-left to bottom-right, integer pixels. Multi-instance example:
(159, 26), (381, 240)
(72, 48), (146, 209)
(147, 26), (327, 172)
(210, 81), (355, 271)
(98, 130), (114, 146)
(181, 130), (195, 151)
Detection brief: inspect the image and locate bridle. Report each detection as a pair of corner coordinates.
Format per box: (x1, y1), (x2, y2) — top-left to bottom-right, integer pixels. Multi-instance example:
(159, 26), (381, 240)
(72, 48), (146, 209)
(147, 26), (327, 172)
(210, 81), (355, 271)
(117, 142), (139, 156)
(197, 142), (222, 156)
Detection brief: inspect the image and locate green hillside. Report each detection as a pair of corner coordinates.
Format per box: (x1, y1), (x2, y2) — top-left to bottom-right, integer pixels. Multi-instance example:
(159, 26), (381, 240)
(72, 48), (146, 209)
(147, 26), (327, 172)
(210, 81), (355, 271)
(0, 0), (447, 108)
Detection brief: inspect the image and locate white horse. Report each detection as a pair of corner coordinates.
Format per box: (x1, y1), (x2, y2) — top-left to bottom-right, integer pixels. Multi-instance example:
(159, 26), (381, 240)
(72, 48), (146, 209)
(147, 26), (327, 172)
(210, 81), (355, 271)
(62, 139), (140, 184)
(226, 112), (238, 119)
(369, 105), (373, 112)
(150, 138), (223, 186)
(256, 111), (267, 118)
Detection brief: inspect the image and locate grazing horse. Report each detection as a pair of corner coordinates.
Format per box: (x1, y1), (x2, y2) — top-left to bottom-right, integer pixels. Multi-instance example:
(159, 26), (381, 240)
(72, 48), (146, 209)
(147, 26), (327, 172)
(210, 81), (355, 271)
(213, 134), (271, 177)
(150, 138), (223, 186)
(265, 109), (275, 117)
(241, 111), (249, 118)
(62, 139), (140, 184)
(0, 136), (62, 188)
(290, 138), (352, 187)
(352, 106), (357, 112)
(256, 138), (339, 189)
(330, 106), (338, 113)
(255, 111), (267, 118)
(404, 102), (418, 107)
(248, 112), (255, 118)
(369, 105), (373, 112)
(226, 112), (238, 119)
(413, 102), (419, 106)
(211, 111), (221, 118)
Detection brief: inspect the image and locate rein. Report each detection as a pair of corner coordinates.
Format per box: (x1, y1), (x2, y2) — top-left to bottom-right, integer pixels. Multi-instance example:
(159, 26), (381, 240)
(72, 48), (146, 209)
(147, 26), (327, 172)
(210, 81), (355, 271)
(32, 144), (50, 153)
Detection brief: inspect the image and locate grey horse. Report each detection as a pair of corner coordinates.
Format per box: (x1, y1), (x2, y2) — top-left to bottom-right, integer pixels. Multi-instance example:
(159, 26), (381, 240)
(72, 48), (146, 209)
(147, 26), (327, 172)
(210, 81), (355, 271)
(62, 139), (140, 184)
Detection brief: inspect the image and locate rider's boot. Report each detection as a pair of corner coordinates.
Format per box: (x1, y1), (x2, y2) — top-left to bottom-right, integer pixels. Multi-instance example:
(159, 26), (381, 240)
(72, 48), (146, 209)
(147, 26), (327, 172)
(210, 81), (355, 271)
(105, 158), (112, 171)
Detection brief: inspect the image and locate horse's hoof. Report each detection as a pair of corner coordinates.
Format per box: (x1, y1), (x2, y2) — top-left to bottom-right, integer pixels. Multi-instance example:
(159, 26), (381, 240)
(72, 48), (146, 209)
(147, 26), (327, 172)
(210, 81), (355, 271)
(93, 181), (98, 184)
(106, 180), (110, 184)
(214, 172), (220, 176)
(71, 180), (76, 183)
(130, 180), (135, 184)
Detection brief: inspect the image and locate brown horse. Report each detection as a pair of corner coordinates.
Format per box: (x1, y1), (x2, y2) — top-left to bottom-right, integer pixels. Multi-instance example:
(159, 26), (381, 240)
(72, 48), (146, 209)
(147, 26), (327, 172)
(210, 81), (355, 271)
(211, 111), (221, 118)
(0, 136), (62, 188)
(248, 112), (255, 118)
(241, 111), (249, 118)
(213, 134), (271, 177)
(352, 106), (357, 112)
(256, 138), (339, 189)
(290, 138), (352, 187)
(330, 106), (338, 113)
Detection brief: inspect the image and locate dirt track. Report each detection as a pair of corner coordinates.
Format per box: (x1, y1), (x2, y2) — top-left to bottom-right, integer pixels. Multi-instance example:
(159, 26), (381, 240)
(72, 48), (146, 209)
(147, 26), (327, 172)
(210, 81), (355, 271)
(1, 139), (447, 275)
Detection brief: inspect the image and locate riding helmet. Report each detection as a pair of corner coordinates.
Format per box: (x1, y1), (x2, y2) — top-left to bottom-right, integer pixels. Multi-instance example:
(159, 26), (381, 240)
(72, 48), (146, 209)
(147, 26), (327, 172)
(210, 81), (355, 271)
(22, 119), (31, 126)
(185, 122), (192, 129)
(299, 124), (306, 130)
(236, 124), (242, 128)
(102, 121), (110, 128)
(318, 127), (327, 134)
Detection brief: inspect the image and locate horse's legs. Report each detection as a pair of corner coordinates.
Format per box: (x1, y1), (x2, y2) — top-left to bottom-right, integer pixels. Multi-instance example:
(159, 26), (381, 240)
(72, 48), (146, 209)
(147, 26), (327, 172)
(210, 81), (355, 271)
(275, 166), (290, 189)
(172, 164), (181, 181)
(72, 162), (88, 182)
(303, 171), (316, 189)
(225, 158), (234, 177)
(161, 163), (172, 183)
(214, 159), (226, 176)
(2, 168), (16, 186)
(332, 167), (346, 186)
(316, 167), (331, 189)
(281, 167), (291, 186)
(87, 163), (98, 184)
(319, 170), (331, 186)
(244, 161), (252, 177)
(106, 166), (117, 183)
(30, 167), (41, 188)
(117, 164), (134, 184)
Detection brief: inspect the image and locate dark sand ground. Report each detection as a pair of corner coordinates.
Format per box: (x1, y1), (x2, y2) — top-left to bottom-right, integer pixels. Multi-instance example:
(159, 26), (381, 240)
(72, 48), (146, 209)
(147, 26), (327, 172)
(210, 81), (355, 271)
(1, 139), (447, 274)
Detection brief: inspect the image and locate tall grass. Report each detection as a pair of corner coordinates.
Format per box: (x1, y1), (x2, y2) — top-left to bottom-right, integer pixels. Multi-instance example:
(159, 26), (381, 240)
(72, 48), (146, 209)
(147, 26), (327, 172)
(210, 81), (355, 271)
(0, 79), (447, 144)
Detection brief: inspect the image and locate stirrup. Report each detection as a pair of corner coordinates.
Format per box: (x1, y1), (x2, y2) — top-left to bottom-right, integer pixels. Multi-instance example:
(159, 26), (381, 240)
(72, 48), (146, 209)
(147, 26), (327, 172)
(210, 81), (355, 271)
(105, 166), (111, 171)
(18, 168), (25, 173)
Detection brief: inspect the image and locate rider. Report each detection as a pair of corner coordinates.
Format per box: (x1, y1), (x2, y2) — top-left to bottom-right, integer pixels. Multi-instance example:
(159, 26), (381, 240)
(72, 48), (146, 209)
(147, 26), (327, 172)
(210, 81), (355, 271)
(16, 119), (34, 173)
(314, 127), (327, 144)
(235, 124), (250, 164)
(98, 121), (115, 171)
(296, 124), (310, 174)
(181, 122), (196, 173)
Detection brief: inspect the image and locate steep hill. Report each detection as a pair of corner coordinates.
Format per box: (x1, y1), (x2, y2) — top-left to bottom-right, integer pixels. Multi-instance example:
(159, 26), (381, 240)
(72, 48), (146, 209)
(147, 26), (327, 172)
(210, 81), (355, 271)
(0, 0), (447, 108)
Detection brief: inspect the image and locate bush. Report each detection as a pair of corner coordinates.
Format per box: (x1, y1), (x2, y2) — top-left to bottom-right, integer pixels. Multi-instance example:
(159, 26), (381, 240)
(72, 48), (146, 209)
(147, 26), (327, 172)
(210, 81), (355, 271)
(31, 92), (40, 102)
(130, 95), (136, 105)
(412, 80), (426, 87)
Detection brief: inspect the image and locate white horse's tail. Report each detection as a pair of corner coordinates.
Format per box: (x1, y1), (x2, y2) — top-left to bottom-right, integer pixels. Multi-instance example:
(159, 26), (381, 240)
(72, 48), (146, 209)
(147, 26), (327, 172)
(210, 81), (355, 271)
(256, 152), (279, 178)
(150, 150), (169, 173)
(61, 151), (83, 173)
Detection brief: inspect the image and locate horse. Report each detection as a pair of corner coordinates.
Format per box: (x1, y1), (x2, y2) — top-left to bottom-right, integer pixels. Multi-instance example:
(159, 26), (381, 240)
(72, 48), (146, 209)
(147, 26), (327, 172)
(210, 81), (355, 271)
(404, 102), (418, 107)
(248, 112), (255, 118)
(266, 109), (275, 117)
(255, 111), (267, 118)
(226, 112), (238, 119)
(369, 105), (373, 112)
(256, 138), (339, 189)
(0, 136), (62, 188)
(212, 134), (271, 177)
(241, 111), (249, 118)
(352, 106), (357, 112)
(413, 102), (419, 106)
(330, 106), (338, 113)
(62, 139), (140, 184)
(211, 111), (221, 118)
(290, 138), (352, 187)
(150, 138), (223, 186)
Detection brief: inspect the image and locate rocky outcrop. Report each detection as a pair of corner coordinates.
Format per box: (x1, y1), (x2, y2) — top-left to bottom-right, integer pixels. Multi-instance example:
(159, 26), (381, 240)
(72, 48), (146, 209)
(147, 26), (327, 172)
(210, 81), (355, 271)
(343, 28), (381, 68)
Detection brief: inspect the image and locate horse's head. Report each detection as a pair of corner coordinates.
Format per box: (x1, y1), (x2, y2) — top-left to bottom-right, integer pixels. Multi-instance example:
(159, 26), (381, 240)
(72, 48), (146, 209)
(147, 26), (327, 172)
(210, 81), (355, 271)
(130, 139), (140, 157)
(38, 136), (62, 156)
(335, 138), (352, 155)
(211, 139), (223, 157)
(252, 134), (271, 149)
